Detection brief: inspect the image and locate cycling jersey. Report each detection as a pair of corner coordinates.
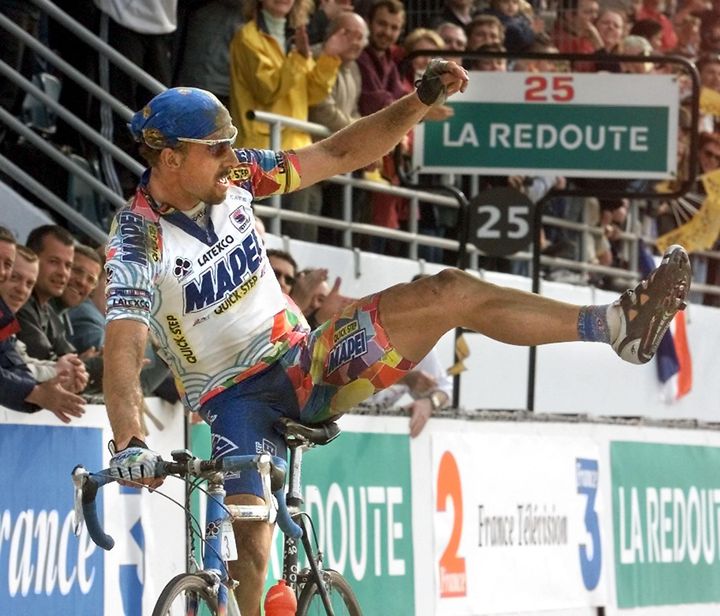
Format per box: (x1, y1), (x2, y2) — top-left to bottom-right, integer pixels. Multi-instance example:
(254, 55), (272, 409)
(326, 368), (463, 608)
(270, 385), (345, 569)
(105, 148), (308, 411)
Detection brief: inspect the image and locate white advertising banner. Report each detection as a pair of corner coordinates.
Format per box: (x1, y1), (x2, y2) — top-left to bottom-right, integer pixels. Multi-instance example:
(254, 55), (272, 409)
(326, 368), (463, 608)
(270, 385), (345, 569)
(0, 399), (185, 616)
(431, 433), (607, 614)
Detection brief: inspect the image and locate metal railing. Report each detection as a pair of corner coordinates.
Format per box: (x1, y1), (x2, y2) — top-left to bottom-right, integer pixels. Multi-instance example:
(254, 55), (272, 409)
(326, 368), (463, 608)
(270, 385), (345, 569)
(246, 108), (715, 292)
(1, 0), (719, 304)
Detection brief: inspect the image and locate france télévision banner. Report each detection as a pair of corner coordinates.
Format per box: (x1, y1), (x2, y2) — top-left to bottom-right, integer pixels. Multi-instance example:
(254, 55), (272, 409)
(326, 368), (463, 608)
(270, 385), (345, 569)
(431, 432), (607, 614)
(0, 402), (185, 616)
(611, 441), (720, 609)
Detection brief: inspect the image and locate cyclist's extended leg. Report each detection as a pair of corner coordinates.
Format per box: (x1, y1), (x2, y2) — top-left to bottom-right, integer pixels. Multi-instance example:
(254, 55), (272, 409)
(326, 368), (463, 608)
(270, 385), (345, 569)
(379, 245), (690, 365)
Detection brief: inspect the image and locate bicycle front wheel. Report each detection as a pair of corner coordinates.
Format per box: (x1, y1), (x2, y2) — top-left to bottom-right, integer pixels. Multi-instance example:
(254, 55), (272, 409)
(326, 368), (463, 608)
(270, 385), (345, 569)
(152, 573), (220, 616)
(296, 569), (362, 616)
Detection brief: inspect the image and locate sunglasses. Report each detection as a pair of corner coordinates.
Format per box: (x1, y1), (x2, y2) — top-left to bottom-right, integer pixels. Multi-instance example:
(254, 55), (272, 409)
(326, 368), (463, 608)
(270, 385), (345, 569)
(177, 125), (238, 157)
(272, 270), (296, 287)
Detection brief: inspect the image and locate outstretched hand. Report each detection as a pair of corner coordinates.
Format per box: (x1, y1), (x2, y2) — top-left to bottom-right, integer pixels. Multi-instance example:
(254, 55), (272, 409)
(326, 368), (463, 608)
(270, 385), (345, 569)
(293, 25), (311, 58)
(314, 277), (353, 324)
(407, 398), (432, 438)
(26, 374), (86, 423)
(323, 26), (354, 58)
(292, 268), (329, 312)
(416, 59), (469, 106)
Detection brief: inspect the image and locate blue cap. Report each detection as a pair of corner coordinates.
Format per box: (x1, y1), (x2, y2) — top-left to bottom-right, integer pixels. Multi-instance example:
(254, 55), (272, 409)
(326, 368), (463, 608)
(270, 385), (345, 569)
(129, 87), (235, 149)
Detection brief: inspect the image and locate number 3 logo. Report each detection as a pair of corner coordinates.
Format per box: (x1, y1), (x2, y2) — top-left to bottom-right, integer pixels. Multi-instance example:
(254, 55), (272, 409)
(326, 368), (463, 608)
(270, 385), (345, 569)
(576, 458), (601, 590)
(436, 451), (467, 597)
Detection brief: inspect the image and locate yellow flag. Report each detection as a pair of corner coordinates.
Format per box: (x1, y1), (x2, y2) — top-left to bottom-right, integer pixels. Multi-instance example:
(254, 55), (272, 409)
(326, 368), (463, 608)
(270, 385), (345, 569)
(701, 87), (720, 116)
(656, 192), (720, 253)
(447, 333), (470, 376)
(702, 168), (720, 198)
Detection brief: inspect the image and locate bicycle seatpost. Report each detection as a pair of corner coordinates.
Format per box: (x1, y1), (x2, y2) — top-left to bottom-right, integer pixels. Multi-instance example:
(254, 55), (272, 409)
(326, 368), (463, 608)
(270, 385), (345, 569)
(286, 444), (304, 509)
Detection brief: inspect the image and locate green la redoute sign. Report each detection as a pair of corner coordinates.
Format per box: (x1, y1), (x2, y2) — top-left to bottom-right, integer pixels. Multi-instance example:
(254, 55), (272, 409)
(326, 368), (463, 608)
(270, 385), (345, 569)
(611, 441), (720, 608)
(190, 424), (415, 615)
(414, 72), (679, 179)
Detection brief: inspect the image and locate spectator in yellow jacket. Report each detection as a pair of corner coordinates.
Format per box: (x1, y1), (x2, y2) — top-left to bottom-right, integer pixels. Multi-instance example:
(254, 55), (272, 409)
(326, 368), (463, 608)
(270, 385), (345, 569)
(229, 0), (358, 151)
(229, 0), (357, 242)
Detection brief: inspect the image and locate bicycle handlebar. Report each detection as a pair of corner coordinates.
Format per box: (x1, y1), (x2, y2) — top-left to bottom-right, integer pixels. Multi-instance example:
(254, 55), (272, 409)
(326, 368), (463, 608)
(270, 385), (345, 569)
(72, 453), (302, 552)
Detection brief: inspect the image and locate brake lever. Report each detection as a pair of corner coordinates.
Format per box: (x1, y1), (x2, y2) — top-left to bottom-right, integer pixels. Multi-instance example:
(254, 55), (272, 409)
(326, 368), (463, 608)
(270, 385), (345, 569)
(71, 465), (89, 536)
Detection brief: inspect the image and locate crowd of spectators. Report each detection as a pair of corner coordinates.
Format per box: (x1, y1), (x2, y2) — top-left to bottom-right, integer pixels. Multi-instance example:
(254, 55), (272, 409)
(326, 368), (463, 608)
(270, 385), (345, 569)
(2, 0), (720, 296)
(0, 222), (179, 425)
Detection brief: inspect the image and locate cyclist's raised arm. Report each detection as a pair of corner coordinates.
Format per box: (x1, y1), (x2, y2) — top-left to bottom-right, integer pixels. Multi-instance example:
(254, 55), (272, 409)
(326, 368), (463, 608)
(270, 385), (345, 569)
(103, 318), (148, 448)
(294, 59), (468, 190)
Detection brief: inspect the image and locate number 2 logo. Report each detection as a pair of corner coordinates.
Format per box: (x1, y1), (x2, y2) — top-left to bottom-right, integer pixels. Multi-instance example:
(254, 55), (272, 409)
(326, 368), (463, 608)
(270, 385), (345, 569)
(436, 451), (467, 597)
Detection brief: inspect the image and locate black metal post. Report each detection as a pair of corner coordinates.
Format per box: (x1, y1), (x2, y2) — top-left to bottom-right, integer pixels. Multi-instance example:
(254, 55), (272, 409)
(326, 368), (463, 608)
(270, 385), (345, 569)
(526, 193), (550, 411)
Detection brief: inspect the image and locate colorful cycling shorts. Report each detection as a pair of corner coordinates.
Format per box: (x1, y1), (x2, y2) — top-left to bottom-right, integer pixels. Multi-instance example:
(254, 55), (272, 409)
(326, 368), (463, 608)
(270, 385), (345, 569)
(199, 293), (416, 496)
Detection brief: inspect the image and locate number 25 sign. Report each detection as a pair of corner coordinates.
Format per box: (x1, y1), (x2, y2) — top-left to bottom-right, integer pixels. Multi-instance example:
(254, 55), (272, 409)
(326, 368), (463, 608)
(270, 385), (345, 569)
(468, 187), (535, 257)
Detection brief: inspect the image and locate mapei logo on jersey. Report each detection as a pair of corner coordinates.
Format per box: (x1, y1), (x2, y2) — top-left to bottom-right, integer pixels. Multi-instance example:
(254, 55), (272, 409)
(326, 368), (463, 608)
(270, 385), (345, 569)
(116, 212), (150, 266)
(182, 230), (263, 314)
(327, 319), (367, 374)
(229, 207), (251, 233)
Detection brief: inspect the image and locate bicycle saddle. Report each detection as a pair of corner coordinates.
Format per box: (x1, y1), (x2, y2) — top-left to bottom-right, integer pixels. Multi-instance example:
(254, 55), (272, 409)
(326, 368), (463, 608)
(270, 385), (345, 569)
(274, 417), (341, 446)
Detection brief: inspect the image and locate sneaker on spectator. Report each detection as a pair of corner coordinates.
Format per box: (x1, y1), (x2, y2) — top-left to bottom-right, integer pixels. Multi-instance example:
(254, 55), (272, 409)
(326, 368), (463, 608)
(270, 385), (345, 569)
(611, 245), (691, 364)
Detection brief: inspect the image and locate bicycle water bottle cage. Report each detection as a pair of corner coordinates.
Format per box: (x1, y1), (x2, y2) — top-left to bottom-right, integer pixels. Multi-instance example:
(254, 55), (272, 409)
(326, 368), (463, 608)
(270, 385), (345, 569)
(273, 418), (341, 446)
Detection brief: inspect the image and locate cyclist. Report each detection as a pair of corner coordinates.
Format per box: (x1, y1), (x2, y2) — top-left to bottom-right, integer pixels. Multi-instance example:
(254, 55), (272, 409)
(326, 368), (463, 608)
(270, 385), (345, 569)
(103, 60), (690, 615)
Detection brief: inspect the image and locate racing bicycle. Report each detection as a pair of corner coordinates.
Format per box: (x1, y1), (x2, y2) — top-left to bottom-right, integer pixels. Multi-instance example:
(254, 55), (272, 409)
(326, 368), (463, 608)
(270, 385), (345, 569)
(72, 417), (362, 615)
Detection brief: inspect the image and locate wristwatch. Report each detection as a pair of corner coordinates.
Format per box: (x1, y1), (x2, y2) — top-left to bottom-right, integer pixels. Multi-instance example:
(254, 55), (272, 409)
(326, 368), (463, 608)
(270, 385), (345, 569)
(427, 390), (446, 411)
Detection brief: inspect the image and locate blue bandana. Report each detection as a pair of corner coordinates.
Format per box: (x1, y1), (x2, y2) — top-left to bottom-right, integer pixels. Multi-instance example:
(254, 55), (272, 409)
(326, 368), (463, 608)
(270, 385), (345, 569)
(129, 87), (235, 149)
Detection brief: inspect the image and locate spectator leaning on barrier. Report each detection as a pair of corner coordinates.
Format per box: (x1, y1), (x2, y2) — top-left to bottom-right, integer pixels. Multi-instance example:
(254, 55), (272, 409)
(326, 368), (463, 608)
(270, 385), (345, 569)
(51, 243), (104, 393)
(266, 249), (297, 296)
(0, 227), (85, 421)
(67, 247), (107, 352)
(4, 246), (89, 393)
(15, 226), (100, 395)
(16, 225), (77, 361)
